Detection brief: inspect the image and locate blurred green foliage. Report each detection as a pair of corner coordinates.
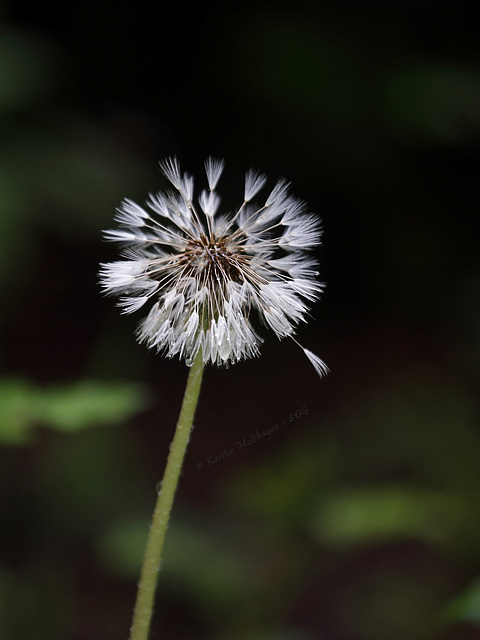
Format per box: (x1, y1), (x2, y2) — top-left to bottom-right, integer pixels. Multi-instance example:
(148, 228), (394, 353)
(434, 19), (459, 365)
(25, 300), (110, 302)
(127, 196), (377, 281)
(447, 578), (480, 624)
(0, 378), (147, 444)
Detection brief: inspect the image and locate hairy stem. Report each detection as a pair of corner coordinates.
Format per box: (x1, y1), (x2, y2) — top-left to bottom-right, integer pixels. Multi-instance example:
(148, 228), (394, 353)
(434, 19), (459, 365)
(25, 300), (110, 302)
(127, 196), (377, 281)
(129, 352), (205, 640)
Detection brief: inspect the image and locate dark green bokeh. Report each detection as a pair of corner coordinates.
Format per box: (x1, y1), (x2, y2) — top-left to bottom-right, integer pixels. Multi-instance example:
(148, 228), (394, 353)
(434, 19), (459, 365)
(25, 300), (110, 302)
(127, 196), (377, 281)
(1, 1), (480, 639)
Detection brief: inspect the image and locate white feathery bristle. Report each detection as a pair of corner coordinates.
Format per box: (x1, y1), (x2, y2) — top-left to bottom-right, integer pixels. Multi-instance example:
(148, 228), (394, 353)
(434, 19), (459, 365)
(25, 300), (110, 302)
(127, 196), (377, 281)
(265, 178), (290, 207)
(205, 157), (224, 190)
(244, 169), (267, 201)
(303, 348), (329, 378)
(159, 157), (181, 188)
(199, 189), (221, 216)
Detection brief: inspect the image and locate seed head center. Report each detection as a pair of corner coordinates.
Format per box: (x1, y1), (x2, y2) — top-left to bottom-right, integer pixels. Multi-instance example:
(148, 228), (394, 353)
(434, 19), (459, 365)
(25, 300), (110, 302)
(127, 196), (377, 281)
(183, 233), (246, 282)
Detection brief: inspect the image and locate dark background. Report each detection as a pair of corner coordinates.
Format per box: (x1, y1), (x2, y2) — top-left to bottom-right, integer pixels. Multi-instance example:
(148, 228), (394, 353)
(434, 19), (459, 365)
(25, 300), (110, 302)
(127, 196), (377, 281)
(1, 1), (480, 639)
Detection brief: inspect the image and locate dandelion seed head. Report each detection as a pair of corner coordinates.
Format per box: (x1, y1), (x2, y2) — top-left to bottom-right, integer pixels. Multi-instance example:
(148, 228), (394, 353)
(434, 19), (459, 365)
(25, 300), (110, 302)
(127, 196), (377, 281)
(99, 157), (328, 375)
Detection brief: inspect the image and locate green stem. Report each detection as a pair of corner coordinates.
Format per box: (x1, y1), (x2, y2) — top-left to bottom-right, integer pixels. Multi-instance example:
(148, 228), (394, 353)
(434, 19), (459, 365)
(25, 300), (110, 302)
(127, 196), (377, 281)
(129, 352), (205, 640)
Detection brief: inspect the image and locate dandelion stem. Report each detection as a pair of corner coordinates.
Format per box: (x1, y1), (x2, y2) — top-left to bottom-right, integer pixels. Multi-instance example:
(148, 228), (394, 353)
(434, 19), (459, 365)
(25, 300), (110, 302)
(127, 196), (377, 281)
(129, 352), (205, 640)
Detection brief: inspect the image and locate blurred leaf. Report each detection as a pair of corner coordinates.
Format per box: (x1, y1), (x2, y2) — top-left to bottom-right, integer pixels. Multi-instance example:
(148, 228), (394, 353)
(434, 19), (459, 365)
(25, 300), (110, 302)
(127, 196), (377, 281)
(312, 485), (471, 547)
(96, 512), (259, 625)
(95, 517), (147, 580)
(446, 577), (480, 625)
(0, 377), (146, 444)
(34, 380), (146, 432)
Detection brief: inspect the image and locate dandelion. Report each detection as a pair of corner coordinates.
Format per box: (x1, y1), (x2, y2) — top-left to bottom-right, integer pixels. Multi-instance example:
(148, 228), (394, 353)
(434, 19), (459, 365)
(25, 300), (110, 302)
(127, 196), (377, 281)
(99, 158), (328, 640)
(100, 157), (328, 376)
